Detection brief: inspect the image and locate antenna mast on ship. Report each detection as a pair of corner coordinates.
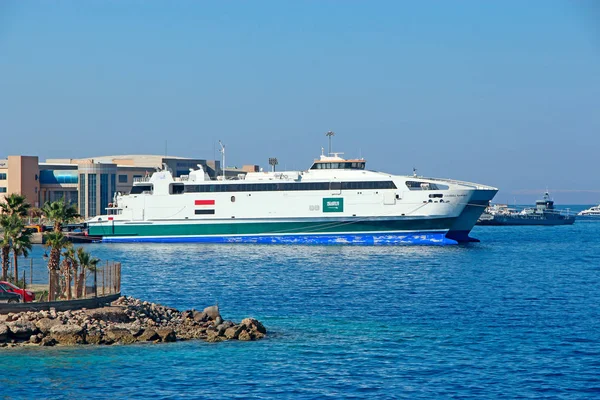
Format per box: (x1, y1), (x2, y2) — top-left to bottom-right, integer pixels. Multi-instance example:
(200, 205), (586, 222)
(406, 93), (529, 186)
(218, 140), (225, 180)
(326, 130), (335, 155)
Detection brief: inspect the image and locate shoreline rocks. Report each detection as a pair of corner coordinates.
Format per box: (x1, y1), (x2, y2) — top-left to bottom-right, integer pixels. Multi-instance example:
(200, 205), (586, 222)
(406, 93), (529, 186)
(0, 296), (266, 348)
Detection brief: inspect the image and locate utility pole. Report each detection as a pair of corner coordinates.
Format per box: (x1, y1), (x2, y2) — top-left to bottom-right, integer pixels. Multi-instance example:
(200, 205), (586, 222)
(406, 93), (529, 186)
(326, 131), (335, 155)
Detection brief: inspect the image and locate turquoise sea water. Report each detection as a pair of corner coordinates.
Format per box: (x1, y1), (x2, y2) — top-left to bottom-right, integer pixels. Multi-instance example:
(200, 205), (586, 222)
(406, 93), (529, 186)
(2, 217), (600, 399)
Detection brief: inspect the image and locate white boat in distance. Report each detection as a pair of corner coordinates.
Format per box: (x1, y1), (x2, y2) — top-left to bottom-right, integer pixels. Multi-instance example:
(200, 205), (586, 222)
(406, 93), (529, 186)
(86, 148), (498, 245)
(578, 204), (600, 217)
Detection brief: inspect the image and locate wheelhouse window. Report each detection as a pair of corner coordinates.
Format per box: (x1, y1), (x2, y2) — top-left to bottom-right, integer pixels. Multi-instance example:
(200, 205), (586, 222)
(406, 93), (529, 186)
(310, 162), (366, 170)
(170, 183), (185, 194)
(130, 184), (153, 194)
(405, 181), (448, 191)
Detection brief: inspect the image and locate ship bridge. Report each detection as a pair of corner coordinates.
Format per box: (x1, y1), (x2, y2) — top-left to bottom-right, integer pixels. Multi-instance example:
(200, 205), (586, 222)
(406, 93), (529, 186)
(309, 154), (366, 171)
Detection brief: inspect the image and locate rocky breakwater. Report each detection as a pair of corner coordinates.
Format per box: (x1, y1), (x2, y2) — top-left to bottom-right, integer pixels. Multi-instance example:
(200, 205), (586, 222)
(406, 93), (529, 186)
(0, 296), (266, 347)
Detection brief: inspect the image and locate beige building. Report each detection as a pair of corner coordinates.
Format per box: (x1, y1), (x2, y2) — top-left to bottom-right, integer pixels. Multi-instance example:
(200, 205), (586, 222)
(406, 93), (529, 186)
(0, 154), (250, 219)
(0, 156), (40, 208)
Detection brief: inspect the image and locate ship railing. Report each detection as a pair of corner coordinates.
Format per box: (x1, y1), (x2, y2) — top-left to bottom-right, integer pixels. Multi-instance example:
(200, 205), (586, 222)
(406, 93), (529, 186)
(419, 176), (497, 190)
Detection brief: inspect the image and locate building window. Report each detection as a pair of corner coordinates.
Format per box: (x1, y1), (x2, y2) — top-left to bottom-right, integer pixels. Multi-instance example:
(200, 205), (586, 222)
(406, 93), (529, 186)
(0, 187), (6, 193)
(88, 174), (97, 217)
(51, 191), (65, 202)
(118, 174), (128, 183)
(40, 170), (78, 184)
(67, 191), (78, 206)
(111, 174), (116, 202)
(0, 173), (6, 180)
(100, 174), (109, 214)
(79, 174), (86, 215)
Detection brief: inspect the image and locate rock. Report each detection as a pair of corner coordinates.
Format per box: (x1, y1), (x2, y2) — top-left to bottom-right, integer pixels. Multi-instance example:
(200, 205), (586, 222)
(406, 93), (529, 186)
(155, 328), (176, 343)
(35, 318), (62, 334)
(105, 327), (137, 344)
(138, 329), (159, 342)
(203, 305), (220, 321)
(85, 307), (130, 323)
(177, 327), (206, 340)
(8, 321), (38, 340)
(0, 323), (9, 342)
(50, 324), (84, 345)
(224, 325), (244, 340)
(206, 329), (224, 343)
(113, 323), (142, 337)
(216, 324), (227, 336)
(0, 322), (10, 342)
(40, 337), (57, 347)
(85, 330), (103, 345)
(251, 331), (265, 340)
(241, 318), (267, 334)
(222, 321), (234, 329)
(0, 296), (266, 348)
(238, 330), (252, 341)
(192, 311), (207, 323)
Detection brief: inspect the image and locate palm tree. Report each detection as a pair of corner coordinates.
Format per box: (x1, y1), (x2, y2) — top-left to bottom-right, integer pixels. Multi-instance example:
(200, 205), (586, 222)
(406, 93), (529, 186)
(0, 193), (31, 217)
(0, 214), (12, 281)
(61, 245), (76, 300)
(44, 231), (69, 301)
(10, 219), (32, 286)
(76, 247), (99, 298)
(0, 194), (31, 281)
(41, 198), (80, 233)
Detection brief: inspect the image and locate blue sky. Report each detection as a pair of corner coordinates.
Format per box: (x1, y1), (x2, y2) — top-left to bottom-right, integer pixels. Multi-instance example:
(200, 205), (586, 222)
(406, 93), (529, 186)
(1, 1), (599, 203)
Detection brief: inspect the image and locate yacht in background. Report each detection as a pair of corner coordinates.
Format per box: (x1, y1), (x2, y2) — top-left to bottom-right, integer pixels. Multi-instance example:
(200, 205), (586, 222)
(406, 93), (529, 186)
(578, 204), (600, 217)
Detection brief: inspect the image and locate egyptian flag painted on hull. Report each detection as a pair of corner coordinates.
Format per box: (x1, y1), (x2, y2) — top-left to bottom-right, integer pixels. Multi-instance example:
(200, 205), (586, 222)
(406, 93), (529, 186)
(195, 200), (215, 215)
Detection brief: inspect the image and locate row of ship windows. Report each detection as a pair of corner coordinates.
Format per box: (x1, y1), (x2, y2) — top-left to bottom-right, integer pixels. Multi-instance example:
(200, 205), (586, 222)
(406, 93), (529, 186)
(131, 180), (399, 194)
(130, 180), (451, 194)
(181, 181), (397, 193)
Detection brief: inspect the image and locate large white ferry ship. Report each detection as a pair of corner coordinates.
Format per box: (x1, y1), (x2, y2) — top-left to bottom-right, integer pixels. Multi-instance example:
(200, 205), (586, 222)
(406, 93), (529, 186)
(86, 150), (497, 245)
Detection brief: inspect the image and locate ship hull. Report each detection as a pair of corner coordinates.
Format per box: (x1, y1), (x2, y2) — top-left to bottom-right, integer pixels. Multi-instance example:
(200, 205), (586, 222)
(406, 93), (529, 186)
(89, 217), (459, 245)
(102, 232), (457, 245)
(446, 188), (499, 242)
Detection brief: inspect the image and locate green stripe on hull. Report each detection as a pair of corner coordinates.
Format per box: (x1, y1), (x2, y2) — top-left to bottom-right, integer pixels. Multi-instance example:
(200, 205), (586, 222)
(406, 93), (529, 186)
(88, 218), (456, 237)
